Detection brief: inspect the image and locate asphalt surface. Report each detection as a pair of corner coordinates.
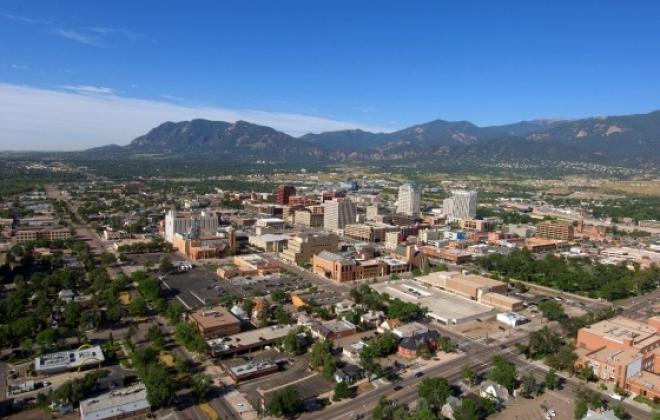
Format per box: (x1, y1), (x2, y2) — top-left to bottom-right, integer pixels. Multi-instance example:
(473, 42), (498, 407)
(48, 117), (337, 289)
(301, 324), (652, 420)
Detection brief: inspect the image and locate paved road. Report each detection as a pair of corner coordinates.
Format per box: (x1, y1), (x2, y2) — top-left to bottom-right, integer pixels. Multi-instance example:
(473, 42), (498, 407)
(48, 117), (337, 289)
(619, 288), (660, 313)
(301, 334), (527, 420)
(302, 326), (651, 420)
(45, 185), (106, 254)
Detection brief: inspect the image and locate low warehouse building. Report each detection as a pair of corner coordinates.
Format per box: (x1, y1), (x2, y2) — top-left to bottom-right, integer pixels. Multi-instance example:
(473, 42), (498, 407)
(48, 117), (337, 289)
(371, 280), (496, 325)
(35, 346), (105, 374)
(225, 360), (279, 383)
(496, 312), (529, 327)
(79, 384), (150, 420)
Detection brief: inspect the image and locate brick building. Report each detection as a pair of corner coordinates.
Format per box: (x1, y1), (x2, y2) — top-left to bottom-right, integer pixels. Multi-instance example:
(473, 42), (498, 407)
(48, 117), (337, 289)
(276, 185), (296, 205)
(575, 316), (660, 401)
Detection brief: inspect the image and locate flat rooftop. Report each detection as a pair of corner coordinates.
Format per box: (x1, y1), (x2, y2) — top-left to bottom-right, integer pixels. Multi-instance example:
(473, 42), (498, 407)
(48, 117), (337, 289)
(229, 360), (278, 378)
(321, 319), (356, 333)
(208, 324), (293, 353)
(583, 316), (659, 348)
(79, 384), (149, 420)
(459, 274), (506, 289)
(189, 305), (239, 329)
(35, 346), (105, 370)
(371, 280), (495, 325)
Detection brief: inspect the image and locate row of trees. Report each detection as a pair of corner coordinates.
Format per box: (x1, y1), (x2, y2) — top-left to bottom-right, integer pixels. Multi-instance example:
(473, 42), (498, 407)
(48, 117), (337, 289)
(116, 237), (174, 254)
(477, 249), (660, 300)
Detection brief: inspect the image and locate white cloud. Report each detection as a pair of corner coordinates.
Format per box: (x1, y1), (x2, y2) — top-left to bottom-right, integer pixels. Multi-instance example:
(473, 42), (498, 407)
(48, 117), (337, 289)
(0, 13), (52, 25)
(0, 83), (393, 151)
(10, 64), (29, 70)
(2, 13), (139, 47)
(59, 85), (116, 95)
(88, 27), (140, 38)
(52, 28), (103, 46)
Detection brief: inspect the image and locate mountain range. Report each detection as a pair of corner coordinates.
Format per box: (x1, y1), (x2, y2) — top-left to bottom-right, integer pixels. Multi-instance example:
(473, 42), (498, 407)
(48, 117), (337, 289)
(86, 110), (660, 166)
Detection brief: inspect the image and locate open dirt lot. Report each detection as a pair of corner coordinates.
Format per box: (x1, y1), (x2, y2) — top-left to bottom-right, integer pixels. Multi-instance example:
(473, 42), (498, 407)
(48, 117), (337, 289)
(490, 390), (574, 420)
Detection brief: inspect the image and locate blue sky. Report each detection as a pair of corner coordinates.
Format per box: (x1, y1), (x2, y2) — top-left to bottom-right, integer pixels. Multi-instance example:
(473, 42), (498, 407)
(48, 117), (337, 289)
(1, 1), (660, 150)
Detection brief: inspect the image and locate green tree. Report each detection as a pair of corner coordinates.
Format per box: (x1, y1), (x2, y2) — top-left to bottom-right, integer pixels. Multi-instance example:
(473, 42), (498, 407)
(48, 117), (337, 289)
(281, 329), (304, 355)
(538, 300), (565, 321)
(488, 356), (517, 392)
(165, 302), (185, 325)
(147, 325), (166, 349)
(520, 375), (538, 398)
(36, 328), (59, 352)
(309, 340), (333, 368)
(274, 306), (291, 325)
(546, 346), (578, 372)
(174, 322), (208, 353)
(333, 381), (350, 401)
(321, 354), (338, 380)
(241, 298), (254, 318)
(577, 366), (597, 382)
(417, 376), (451, 411)
(527, 326), (562, 358)
(612, 404), (629, 420)
(453, 398), (479, 420)
(267, 386), (303, 418)
(191, 373), (213, 401)
(142, 362), (176, 407)
(373, 396), (409, 420)
(128, 296), (148, 317)
(574, 399), (588, 420)
(545, 369), (558, 390)
(462, 365), (477, 386)
(359, 352), (381, 382)
(271, 289), (287, 304)
(159, 256), (173, 274)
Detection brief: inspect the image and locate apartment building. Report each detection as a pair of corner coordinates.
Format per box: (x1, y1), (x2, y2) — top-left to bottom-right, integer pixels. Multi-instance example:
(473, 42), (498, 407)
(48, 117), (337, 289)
(15, 227), (71, 242)
(396, 182), (421, 216)
(164, 209), (219, 242)
(323, 198), (357, 232)
(536, 220), (575, 241)
(458, 218), (495, 232)
(443, 190), (477, 220)
(276, 185), (296, 205)
(281, 232), (339, 265)
(343, 223), (399, 243)
(293, 209), (324, 227)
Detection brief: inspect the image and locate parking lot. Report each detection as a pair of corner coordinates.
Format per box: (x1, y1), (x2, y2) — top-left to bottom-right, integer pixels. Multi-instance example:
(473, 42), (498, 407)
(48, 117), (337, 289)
(160, 263), (305, 310)
(491, 390), (574, 420)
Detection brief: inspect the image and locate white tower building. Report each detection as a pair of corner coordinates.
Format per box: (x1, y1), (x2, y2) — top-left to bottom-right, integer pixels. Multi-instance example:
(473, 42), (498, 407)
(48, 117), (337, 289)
(396, 182), (421, 216)
(444, 190), (477, 220)
(323, 199), (357, 232)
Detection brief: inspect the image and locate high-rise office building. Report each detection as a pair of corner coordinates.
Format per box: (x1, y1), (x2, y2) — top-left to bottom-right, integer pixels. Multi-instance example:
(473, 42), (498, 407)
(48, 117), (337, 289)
(396, 182), (421, 216)
(164, 209), (219, 242)
(323, 198), (357, 232)
(444, 190), (477, 220)
(276, 185), (296, 205)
